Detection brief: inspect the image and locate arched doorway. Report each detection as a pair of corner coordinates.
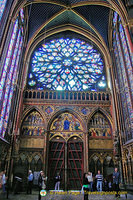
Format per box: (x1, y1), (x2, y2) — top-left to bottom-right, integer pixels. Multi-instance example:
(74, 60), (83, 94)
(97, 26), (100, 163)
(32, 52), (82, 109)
(48, 112), (84, 190)
(48, 136), (84, 190)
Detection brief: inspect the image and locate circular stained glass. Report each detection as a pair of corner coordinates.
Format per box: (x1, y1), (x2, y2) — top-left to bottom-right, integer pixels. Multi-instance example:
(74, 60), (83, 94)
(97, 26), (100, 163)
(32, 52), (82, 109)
(28, 38), (106, 91)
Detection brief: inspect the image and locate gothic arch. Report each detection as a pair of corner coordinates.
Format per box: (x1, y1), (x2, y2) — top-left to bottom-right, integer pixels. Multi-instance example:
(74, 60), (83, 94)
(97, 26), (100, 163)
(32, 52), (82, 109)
(24, 25), (112, 87)
(30, 152), (43, 163)
(47, 107), (87, 133)
(21, 105), (47, 128)
(89, 153), (100, 163)
(49, 134), (66, 142)
(87, 107), (113, 129)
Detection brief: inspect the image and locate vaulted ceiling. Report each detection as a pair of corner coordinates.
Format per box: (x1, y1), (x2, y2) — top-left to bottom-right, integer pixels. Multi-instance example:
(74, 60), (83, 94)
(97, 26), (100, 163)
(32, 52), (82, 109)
(19, 0), (128, 49)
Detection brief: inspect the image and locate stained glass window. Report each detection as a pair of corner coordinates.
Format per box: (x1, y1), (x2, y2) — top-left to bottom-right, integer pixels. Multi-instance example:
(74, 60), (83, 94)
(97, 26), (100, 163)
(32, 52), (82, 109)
(113, 12), (118, 27)
(112, 12), (133, 141)
(0, 0), (7, 21)
(0, 9), (24, 137)
(28, 38), (106, 91)
(0, 19), (18, 100)
(119, 23), (133, 95)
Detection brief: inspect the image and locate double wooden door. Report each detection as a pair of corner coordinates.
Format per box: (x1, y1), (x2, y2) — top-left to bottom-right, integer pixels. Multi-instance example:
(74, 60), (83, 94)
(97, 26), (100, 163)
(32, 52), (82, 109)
(48, 137), (83, 190)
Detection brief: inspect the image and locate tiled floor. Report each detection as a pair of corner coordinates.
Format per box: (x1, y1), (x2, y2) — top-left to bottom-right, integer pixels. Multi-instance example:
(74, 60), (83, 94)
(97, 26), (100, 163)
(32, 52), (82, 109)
(0, 190), (132, 200)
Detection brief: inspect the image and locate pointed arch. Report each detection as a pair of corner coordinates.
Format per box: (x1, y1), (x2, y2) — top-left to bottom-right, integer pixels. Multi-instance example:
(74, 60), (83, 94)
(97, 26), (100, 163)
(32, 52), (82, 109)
(87, 107), (113, 128)
(89, 153), (100, 162)
(47, 107), (87, 132)
(20, 106), (47, 136)
(21, 105), (47, 126)
(49, 134), (66, 142)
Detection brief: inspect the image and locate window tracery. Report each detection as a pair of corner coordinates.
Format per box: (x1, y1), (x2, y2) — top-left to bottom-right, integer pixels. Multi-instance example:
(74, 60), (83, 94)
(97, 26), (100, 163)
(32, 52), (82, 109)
(28, 38), (106, 91)
(0, 8), (24, 137)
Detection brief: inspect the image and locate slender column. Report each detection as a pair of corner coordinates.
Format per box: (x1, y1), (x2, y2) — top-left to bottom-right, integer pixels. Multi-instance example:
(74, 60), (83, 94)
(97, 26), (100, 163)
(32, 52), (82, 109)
(43, 134), (47, 173)
(131, 159), (133, 183)
(65, 142), (67, 190)
(129, 159), (132, 184)
(45, 131), (49, 176)
(85, 133), (89, 172)
(122, 156), (126, 184)
(83, 133), (87, 172)
(101, 159), (103, 175)
(125, 160), (128, 183)
(48, 91), (49, 99)
(124, 25), (133, 53)
(128, 157), (132, 184)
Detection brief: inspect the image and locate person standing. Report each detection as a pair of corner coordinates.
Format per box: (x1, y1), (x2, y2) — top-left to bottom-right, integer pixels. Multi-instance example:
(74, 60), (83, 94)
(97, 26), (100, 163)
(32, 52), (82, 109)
(82, 173), (89, 200)
(38, 171), (47, 200)
(87, 171), (93, 191)
(113, 167), (121, 198)
(2, 170), (7, 194)
(27, 170), (33, 194)
(103, 178), (108, 191)
(54, 172), (61, 191)
(0, 172), (3, 194)
(95, 170), (103, 192)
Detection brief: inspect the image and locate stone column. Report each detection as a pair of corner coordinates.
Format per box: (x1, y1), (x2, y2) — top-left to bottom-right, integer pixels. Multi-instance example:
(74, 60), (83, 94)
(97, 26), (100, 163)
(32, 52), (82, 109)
(65, 142), (67, 190)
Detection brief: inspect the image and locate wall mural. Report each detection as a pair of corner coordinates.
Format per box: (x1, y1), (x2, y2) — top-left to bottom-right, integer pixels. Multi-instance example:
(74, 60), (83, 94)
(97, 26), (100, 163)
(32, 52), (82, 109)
(50, 112), (83, 139)
(50, 113), (83, 131)
(88, 112), (112, 138)
(21, 111), (45, 136)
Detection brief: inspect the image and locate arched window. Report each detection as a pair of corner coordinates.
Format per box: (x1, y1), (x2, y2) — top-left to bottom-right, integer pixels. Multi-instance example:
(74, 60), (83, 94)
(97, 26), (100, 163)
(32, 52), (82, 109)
(18, 158), (22, 166)
(28, 38), (107, 91)
(0, 0), (7, 21)
(112, 12), (133, 141)
(37, 158), (43, 171)
(0, 8), (24, 138)
(89, 159), (95, 175)
(96, 159), (101, 172)
(30, 159), (35, 172)
(119, 23), (133, 90)
(103, 159), (108, 177)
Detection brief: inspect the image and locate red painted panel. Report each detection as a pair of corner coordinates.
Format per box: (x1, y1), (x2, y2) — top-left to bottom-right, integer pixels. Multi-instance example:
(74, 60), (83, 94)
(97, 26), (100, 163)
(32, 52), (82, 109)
(67, 141), (83, 190)
(48, 141), (65, 190)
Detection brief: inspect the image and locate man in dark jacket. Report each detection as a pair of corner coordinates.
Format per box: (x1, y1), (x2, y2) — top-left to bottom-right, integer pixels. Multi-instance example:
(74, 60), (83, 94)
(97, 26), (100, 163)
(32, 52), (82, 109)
(113, 167), (121, 198)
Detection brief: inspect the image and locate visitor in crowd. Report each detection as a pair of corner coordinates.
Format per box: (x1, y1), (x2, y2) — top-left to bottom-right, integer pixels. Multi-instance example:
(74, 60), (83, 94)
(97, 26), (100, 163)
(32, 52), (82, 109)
(87, 171), (93, 191)
(113, 167), (121, 198)
(14, 175), (22, 194)
(38, 171), (47, 200)
(95, 170), (103, 192)
(82, 173), (89, 200)
(54, 172), (61, 191)
(2, 170), (7, 194)
(108, 180), (112, 191)
(0, 171), (3, 194)
(103, 178), (108, 191)
(27, 170), (33, 194)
